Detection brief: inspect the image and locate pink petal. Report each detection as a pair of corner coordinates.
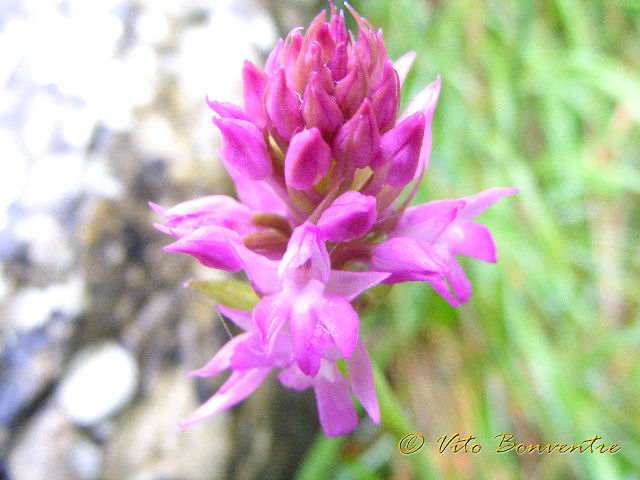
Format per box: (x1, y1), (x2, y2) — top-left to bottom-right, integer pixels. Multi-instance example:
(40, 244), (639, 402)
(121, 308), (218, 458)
(381, 269), (447, 285)
(290, 308), (321, 377)
(177, 368), (271, 431)
(328, 41), (348, 82)
(310, 23), (336, 61)
(355, 27), (374, 71)
(230, 243), (281, 294)
(253, 294), (291, 356)
(227, 174), (288, 217)
(442, 222), (497, 262)
(345, 339), (379, 424)
(231, 332), (294, 369)
(278, 363), (313, 391)
(445, 255), (472, 304)
(393, 51), (416, 88)
(206, 98), (249, 121)
(242, 60), (269, 128)
(212, 118), (273, 180)
(400, 76), (441, 176)
(371, 236), (448, 276)
(325, 270), (390, 301)
(163, 195), (248, 218)
(300, 41), (334, 93)
(217, 305), (254, 332)
(391, 199), (464, 243)
(163, 226), (242, 271)
(313, 363), (358, 437)
(329, 4), (348, 45)
(314, 297), (359, 358)
(424, 272), (461, 307)
(264, 38), (284, 76)
(187, 333), (253, 377)
(279, 223), (329, 284)
(148, 201), (167, 215)
(283, 30), (304, 90)
(157, 195), (254, 237)
(152, 221), (179, 236)
(400, 75), (441, 122)
(457, 187), (519, 222)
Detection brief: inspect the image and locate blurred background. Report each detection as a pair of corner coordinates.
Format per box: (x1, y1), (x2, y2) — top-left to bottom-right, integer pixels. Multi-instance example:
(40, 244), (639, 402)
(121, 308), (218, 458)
(0, 0), (638, 479)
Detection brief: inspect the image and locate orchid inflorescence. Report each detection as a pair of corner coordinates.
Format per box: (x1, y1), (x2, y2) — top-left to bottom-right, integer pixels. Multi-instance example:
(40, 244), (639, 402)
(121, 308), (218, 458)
(151, 2), (517, 437)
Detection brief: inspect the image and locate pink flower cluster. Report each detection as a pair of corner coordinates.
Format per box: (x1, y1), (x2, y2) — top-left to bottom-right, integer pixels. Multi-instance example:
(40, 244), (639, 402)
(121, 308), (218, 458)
(152, 2), (516, 437)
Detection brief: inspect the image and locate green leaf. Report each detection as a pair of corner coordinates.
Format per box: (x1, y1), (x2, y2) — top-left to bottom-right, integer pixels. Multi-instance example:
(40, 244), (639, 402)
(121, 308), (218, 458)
(185, 279), (260, 311)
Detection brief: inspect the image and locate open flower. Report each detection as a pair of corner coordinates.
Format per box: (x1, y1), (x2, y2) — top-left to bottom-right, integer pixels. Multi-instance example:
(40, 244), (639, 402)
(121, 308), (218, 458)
(179, 299), (380, 437)
(231, 221), (388, 377)
(387, 187), (519, 303)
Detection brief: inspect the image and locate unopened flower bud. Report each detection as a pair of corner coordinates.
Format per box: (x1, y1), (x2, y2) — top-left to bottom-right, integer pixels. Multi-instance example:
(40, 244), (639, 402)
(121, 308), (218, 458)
(242, 60), (268, 128)
(164, 226), (243, 272)
(265, 68), (303, 142)
(334, 61), (368, 119)
(392, 50), (416, 88)
(285, 128), (332, 190)
(311, 23), (336, 60)
(328, 41), (348, 82)
(381, 111), (425, 186)
(302, 73), (344, 137)
(329, 3), (348, 45)
(206, 98), (248, 120)
(153, 195), (253, 238)
(283, 30), (304, 91)
(212, 117), (273, 180)
(371, 60), (400, 133)
(332, 99), (380, 169)
(371, 236), (447, 282)
(399, 75), (441, 176)
(265, 38), (284, 76)
(301, 41), (334, 93)
(317, 191), (377, 242)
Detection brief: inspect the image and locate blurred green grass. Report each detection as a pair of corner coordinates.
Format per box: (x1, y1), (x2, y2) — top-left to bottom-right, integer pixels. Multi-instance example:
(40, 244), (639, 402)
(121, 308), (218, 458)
(296, 1), (640, 479)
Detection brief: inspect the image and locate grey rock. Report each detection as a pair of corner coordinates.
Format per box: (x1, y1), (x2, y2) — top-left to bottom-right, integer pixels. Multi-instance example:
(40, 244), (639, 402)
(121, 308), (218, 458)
(7, 402), (98, 480)
(101, 369), (229, 480)
(56, 342), (139, 426)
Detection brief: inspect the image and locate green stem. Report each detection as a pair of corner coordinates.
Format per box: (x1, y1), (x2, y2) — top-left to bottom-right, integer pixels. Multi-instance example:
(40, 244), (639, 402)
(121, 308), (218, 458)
(372, 362), (441, 479)
(294, 434), (346, 480)
(294, 361), (441, 480)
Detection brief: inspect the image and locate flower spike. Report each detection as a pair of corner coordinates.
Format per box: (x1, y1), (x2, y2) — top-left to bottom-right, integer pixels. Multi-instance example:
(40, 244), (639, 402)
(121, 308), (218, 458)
(151, 1), (517, 438)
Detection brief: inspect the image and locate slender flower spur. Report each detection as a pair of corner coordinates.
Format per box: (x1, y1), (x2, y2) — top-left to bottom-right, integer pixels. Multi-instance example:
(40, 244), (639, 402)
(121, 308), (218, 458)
(151, 1), (517, 437)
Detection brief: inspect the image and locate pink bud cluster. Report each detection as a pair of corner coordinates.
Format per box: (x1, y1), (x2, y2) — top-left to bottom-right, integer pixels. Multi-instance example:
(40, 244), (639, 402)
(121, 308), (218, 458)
(152, 2), (517, 437)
